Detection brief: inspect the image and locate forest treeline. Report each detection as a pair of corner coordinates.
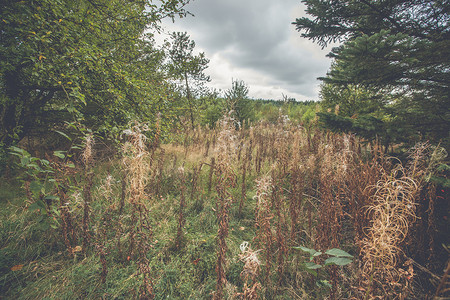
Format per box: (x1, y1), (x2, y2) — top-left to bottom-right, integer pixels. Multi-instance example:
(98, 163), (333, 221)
(1, 0), (448, 155)
(0, 0), (323, 166)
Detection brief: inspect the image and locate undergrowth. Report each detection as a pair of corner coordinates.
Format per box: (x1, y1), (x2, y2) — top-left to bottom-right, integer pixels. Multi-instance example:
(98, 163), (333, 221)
(0, 116), (448, 299)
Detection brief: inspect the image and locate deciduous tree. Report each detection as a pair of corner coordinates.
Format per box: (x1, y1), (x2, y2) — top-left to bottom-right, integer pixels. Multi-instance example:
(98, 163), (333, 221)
(0, 0), (189, 146)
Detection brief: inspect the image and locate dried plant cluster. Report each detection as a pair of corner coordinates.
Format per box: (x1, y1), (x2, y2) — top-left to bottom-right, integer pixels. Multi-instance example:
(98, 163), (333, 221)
(8, 117), (447, 300)
(171, 117), (446, 299)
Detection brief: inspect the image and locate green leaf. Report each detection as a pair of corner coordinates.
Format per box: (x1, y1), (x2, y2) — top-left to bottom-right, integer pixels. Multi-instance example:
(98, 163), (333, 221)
(29, 199), (46, 212)
(324, 257), (353, 266)
(21, 156), (30, 166)
(28, 203), (41, 212)
(325, 248), (353, 258)
(30, 181), (43, 195)
(304, 262), (322, 269)
(36, 199), (46, 209)
(26, 163), (42, 171)
(53, 130), (72, 141)
(44, 195), (59, 201)
(9, 146), (29, 156)
(316, 280), (332, 288)
(53, 151), (65, 159)
(304, 268), (317, 276)
(293, 246), (320, 257)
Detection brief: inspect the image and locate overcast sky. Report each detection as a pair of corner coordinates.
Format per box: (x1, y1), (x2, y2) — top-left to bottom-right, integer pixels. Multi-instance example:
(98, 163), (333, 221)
(157, 0), (333, 101)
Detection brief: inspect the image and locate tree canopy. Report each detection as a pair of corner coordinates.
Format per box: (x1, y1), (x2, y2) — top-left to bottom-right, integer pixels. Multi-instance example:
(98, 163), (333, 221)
(166, 31), (210, 129)
(294, 0), (450, 146)
(0, 0), (190, 145)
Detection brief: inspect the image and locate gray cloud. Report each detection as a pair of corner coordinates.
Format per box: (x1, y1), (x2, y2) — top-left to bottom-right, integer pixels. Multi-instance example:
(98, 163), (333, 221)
(160, 0), (332, 100)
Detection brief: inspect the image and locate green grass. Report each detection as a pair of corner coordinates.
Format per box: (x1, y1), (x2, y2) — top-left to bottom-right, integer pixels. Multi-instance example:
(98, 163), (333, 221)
(0, 154), (267, 299)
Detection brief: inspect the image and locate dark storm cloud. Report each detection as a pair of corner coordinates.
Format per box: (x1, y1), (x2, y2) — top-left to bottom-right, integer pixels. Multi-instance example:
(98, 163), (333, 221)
(161, 0), (332, 100)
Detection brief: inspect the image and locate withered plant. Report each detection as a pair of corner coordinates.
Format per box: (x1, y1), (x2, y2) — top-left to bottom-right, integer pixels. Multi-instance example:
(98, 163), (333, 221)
(82, 133), (94, 254)
(208, 157), (215, 195)
(175, 166), (187, 250)
(153, 148), (165, 197)
(360, 151), (425, 298)
(253, 175), (273, 286)
(236, 241), (261, 299)
(239, 138), (253, 215)
(213, 113), (237, 300)
(95, 173), (116, 284)
(50, 157), (80, 256)
(122, 123), (155, 299)
(287, 129), (307, 243)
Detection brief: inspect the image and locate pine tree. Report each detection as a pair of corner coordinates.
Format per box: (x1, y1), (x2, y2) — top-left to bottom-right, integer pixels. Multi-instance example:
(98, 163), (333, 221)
(294, 0), (450, 146)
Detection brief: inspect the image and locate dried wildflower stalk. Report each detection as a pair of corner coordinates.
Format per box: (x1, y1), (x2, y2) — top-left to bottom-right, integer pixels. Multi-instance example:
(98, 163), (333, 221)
(237, 242), (261, 299)
(81, 133), (94, 253)
(360, 156), (422, 298)
(253, 175), (273, 284)
(175, 166), (186, 250)
(214, 113), (237, 300)
(122, 123), (154, 299)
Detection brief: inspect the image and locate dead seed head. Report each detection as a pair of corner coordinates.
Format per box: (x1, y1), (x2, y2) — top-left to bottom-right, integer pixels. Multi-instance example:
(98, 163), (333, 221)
(82, 133), (94, 166)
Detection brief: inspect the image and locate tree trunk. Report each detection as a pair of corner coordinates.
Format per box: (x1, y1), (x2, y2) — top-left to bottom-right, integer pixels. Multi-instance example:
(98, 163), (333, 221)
(184, 73), (195, 130)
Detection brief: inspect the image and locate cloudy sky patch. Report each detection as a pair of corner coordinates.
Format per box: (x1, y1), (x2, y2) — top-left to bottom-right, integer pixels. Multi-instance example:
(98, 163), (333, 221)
(158, 0), (333, 101)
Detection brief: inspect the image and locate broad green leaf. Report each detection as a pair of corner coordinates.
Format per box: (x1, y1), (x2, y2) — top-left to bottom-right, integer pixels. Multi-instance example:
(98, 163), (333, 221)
(293, 246), (320, 256)
(325, 248), (353, 258)
(28, 203), (41, 212)
(53, 151), (65, 159)
(29, 200), (46, 212)
(36, 200), (46, 209)
(324, 257), (353, 266)
(304, 262), (322, 269)
(305, 268), (317, 276)
(30, 181), (42, 194)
